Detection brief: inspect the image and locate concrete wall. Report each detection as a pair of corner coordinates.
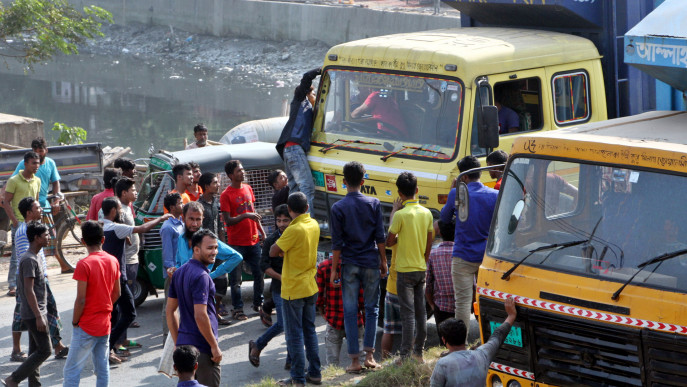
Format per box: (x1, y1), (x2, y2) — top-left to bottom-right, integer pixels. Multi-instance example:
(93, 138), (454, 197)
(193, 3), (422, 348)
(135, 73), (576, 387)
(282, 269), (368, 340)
(0, 114), (44, 148)
(73, 0), (459, 46)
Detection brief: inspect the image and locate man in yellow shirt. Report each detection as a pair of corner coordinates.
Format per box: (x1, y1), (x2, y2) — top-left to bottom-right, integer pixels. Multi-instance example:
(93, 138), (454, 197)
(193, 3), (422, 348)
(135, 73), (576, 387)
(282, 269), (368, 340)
(386, 172), (433, 363)
(270, 192), (321, 386)
(3, 152), (41, 297)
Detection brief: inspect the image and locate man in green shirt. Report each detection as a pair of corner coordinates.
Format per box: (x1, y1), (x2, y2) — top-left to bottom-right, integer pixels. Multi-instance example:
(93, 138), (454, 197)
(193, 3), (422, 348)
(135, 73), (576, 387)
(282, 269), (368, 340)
(3, 152), (41, 297)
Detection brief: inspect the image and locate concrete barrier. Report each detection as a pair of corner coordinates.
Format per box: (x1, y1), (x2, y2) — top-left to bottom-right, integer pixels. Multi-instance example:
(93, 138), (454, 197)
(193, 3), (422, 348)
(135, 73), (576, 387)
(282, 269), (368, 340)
(71, 0), (459, 46)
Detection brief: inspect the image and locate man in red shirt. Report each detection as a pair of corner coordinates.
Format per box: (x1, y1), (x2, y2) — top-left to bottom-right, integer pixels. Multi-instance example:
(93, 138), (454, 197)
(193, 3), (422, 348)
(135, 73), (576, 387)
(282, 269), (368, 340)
(62, 221), (121, 386)
(316, 257), (365, 366)
(86, 168), (122, 221)
(220, 160), (265, 321)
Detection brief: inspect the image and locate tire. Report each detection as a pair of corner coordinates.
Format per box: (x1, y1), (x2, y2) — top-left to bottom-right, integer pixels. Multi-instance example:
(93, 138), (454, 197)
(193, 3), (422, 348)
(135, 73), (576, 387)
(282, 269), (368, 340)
(133, 278), (149, 307)
(56, 214), (88, 271)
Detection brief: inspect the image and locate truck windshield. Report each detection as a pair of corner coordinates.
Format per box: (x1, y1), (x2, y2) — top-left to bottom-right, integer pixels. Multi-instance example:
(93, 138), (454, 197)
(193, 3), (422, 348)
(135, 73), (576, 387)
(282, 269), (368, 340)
(315, 69), (463, 160)
(489, 156), (687, 293)
(133, 167), (173, 214)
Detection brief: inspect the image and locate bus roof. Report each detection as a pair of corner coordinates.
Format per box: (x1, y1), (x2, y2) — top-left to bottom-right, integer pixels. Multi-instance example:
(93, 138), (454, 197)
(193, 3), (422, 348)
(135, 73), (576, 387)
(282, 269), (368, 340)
(324, 28), (600, 83)
(511, 111), (687, 172)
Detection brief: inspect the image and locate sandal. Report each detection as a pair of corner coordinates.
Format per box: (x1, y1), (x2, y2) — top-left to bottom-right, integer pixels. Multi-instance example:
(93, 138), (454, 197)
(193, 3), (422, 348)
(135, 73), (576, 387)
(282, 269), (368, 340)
(218, 303), (230, 317)
(7, 288), (16, 297)
(108, 352), (128, 364)
(122, 340), (142, 349)
(10, 351), (27, 362)
(232, 309), (248, 321)
(218, 317), (232, 326)
(345, 366), (363, 374)
(129, 321), (140, 328)
(114, 347), (131, 357)
(259, 308), (273, 328)
(248, 340), (260, 367)
(55, 347), (69, 359)
(364, 359), (381, 369)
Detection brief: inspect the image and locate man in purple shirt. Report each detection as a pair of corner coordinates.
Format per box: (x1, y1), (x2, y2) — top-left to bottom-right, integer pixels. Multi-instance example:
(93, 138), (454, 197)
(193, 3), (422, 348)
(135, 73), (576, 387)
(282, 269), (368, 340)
(329, 161), (387, 372)
(440, 156), (498, 342)
(166, 229), (222, 387)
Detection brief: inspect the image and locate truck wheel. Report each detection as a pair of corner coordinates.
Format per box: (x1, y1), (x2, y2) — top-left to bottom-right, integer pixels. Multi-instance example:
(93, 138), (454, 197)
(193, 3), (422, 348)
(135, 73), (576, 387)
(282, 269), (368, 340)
(133, 278), (149, 307)
(56, 215), (87, 271)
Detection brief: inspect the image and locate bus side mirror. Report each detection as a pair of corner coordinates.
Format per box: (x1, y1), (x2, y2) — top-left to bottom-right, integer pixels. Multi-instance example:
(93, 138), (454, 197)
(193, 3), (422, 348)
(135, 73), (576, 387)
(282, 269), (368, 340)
(478, 105), (499, 149)
(457, 182), (469, 222)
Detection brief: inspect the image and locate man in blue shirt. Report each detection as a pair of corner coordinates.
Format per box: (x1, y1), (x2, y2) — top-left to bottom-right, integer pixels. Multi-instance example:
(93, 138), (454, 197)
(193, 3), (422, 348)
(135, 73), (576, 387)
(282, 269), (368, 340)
(166, 229), (224, 387)
(174, 202), (242, 277)
(329, 161), (387, 372)
(440, 156), (498, 342)
(161, 193), (185, 342)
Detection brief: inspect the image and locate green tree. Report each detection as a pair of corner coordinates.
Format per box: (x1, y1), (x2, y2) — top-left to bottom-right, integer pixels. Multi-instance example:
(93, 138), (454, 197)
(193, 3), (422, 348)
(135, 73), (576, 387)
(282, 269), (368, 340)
(52, 122), (87, 145)
(0, 0), (111, 69)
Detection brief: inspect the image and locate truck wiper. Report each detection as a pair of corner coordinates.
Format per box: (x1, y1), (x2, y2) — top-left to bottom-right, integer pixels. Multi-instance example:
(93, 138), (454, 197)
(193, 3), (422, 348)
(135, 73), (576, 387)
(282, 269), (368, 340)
(319, 139), (381, 154)
(381, 145), (448, 161)
(501, 239), (587, 280)
(611, 248), (687, 301)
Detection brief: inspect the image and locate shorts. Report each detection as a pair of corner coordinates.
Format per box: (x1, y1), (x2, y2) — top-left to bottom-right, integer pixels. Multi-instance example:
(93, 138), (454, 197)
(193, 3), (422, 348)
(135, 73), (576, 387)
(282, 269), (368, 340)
(383, 292), (402, 335)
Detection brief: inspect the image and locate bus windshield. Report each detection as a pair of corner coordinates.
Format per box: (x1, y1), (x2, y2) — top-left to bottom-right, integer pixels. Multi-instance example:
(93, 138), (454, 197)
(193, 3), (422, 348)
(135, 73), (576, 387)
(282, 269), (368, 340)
(489, 156), (687, 293)
(314, 69), (463, 160)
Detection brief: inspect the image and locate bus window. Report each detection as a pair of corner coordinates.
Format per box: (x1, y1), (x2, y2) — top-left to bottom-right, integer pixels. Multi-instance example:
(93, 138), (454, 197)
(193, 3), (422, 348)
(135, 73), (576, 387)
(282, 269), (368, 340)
(552, 71), (591, 125)
(494, 78), (542, 135)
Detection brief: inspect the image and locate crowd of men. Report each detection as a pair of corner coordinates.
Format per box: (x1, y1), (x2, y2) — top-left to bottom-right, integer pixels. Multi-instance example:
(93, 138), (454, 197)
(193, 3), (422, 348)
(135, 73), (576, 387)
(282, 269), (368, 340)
(2, 124), (515, 386)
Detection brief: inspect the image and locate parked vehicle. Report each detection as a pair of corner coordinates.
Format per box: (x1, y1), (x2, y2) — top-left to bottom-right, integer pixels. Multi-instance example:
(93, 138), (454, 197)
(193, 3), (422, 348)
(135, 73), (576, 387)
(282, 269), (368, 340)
(465, 110), (687, 386)
(132, 142), (283, 306)
(308, 27), (608, 234)
(0, 143), (104, 269)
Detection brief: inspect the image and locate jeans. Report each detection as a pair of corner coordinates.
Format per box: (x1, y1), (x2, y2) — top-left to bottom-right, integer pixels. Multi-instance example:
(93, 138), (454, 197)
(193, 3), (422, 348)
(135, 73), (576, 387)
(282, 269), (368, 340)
(396, 271), (427, 358)
(325, 324), (364, 366)
(109, 278), (136, 350)
(10, 317), (52, 386)
(63, 327), (109, 387)
(212, 259), (228, 297)
(283, 145), (314, 214)
(125, 263), (138, 293)
(8, 224), (18, 289)
(282, 293), (321, 384)
(342, 263), (380, 357)
(256, 289), (284, 349)
(196, 352), (221, 387)
(452, 258), (480, 343)
(228, 244), (263, 311)
(161, 276), (171, 337)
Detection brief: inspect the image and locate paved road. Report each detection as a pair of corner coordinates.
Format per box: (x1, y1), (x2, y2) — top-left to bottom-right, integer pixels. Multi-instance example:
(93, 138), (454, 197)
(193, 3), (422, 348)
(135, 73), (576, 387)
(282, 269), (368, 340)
(0, 259), (469, 386)
(0, 265), (363, 386)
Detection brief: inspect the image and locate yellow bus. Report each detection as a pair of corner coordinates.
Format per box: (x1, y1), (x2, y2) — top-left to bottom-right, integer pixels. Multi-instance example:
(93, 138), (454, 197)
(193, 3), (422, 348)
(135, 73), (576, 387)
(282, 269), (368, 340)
(472, 110), (687, 386)
(309, 27), (607, 231)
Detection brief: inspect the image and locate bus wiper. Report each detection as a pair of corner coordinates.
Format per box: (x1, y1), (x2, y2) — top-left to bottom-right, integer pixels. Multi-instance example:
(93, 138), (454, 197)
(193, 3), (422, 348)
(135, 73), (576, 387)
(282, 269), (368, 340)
(381, 145), (448, 161)
(319, 139), (381, 154)
(611, 248), (687, 301)
(501, 239), (587, 280)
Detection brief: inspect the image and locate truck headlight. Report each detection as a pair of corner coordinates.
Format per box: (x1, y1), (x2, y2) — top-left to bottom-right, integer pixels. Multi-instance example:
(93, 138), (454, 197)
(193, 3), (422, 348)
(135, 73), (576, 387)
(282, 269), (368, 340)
(491, 375), (503, 387)
(507, 381), (522, 387)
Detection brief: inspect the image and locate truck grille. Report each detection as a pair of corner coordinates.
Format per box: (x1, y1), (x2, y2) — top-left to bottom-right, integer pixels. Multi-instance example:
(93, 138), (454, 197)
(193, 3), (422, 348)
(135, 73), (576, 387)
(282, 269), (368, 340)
(530, 310), (643, 386)
(140, 229), (162, 250)
(219, 169), (276, 235)
(642, 330), (687, 386)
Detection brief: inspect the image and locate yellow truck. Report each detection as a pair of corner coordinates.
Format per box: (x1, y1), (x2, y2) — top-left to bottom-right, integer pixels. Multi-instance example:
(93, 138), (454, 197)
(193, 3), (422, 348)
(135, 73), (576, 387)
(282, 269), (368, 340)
(308, 27), (607, 231)
(468, 110), (687, 386)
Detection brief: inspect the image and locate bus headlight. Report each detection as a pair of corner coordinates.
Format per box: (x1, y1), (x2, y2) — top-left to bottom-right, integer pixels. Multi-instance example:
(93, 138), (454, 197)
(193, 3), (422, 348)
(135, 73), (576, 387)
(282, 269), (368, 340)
(491, 375), (503, 387)
(507, 381), (522, 387)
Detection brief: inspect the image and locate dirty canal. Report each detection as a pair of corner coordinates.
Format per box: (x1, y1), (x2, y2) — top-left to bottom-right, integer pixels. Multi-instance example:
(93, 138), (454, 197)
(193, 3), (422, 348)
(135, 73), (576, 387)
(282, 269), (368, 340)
(0, 54), (290, 155)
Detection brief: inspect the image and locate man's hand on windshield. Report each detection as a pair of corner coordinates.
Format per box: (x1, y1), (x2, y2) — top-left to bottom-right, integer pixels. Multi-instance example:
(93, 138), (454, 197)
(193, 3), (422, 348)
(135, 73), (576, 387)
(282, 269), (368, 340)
(504, 297), (517, 325)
